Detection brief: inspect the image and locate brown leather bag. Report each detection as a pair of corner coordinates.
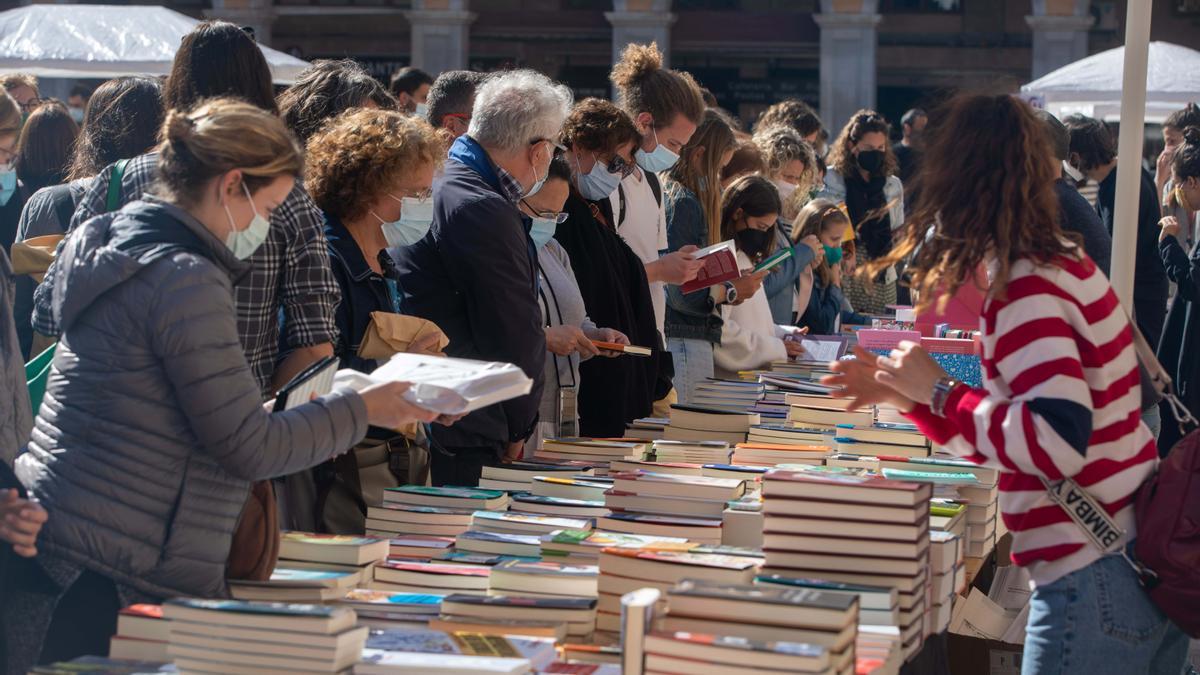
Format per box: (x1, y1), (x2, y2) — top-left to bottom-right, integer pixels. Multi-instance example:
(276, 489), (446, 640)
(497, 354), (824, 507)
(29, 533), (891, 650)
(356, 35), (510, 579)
(226, 481), (280, 581)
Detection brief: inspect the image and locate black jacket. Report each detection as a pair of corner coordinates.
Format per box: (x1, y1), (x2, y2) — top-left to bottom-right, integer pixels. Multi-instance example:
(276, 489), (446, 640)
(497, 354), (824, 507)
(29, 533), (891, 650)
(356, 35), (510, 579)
(1096, 168), (1169, 349)
(1055, 178), (1112, 276)
(1156, 235), (1200, 453)
(394, 141), (545, 450)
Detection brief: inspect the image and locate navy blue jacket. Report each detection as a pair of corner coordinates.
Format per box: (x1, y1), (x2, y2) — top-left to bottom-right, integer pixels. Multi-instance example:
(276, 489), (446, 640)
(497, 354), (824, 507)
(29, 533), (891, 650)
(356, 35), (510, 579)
(394, 137), (545, 450)
(325, 214), (399, 374)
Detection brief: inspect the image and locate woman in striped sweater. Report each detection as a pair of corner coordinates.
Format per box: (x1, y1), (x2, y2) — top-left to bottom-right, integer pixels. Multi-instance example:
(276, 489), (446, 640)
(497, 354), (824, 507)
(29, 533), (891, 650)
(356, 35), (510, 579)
(825, 94), (1188, 674)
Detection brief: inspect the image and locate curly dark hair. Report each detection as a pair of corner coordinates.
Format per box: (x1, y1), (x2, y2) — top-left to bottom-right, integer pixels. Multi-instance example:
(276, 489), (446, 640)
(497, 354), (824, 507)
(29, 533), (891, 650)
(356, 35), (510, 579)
(560, 97), (641, 155)
(754, 99), (822, 139)
(827, 109), (898, 179)
(304, 108), (443, 223)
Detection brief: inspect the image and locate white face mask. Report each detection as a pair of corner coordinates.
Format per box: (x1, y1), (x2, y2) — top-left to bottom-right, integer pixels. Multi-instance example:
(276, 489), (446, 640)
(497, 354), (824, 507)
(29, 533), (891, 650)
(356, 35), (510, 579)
(222, 182), (271, 260)
(1062, 159), (1085, 183)
(635, 127), (679, 173)
(414, 102), (429, 118)
(772, 178), (798, 202)
(377, 194), (434, 248)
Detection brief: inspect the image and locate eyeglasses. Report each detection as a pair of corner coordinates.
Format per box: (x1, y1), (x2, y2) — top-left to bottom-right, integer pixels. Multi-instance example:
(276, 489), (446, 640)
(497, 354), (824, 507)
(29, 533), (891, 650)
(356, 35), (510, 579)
(521, 200), (569, 224)
(602, 154), (637, 178)
(531, 137), (567, 154)
(18, 97), (42, 113)
(391, 188), (432, 202)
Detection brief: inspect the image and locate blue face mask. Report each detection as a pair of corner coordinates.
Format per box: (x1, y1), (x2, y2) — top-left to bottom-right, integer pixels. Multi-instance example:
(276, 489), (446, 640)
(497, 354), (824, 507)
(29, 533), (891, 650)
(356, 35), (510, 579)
(530, 216), (558, 249)
(576, 153), (622, 201)
(635, 127), (679, 173)
(0, 166), (15, 207)
(378, 195), (434, 248)
(823, 244), (843, 265)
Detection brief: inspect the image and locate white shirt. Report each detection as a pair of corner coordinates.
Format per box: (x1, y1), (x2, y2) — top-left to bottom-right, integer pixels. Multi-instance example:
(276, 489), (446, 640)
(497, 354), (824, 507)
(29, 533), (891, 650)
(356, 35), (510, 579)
(612, 170), (668, 336)
(714, 250), (794, 378)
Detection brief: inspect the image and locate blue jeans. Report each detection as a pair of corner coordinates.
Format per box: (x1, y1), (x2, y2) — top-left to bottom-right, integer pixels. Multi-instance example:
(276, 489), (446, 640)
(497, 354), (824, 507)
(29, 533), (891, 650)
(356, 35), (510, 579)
(1022, 553), (1189, 675)
(667, 337), (714, 406)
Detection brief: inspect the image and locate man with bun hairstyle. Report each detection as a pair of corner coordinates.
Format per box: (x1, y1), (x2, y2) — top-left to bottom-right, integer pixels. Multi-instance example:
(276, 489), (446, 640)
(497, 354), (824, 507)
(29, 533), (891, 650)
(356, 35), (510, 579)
(608, 42), (706, 343)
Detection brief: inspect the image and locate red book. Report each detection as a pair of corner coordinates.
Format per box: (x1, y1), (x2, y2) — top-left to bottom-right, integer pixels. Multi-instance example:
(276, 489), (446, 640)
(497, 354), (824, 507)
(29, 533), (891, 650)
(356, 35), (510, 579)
(680, 242), (739, 294)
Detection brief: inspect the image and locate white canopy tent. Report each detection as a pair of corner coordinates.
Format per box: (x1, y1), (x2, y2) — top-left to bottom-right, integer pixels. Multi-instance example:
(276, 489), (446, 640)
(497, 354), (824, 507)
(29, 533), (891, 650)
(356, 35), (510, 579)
(1021, 41), (1200, 124)
(0, 4), (308, 84)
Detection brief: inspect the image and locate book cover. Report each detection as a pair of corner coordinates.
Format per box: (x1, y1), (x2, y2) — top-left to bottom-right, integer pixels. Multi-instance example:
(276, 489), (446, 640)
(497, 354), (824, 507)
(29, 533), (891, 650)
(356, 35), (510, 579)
(387, 486), (506, 501)
(544, 529), (693, 550)
(671, 579), (857, 612)
(231, 568), (358, 588)
(437, 551), (542, 566)
(342, 589), (445, 607)
(753, 246), (793, 273)
(703, 464), (769, 474)
(163, 598), (339, 618)
(492, 560), (598, 578)
(444, 594), (597, 610)
(456, 531), (541, 547)
(472, 510), (593, 531)
(390, 536), (456, 549)
(280, 532), (385, 547)
(765, 470), (926, 492)
(680, 241), (739, 294)
(601, 548), (758, 571)
(601, 512), (721, 527)
(511, 494), (606, 508)
(652, 631), (826, 658)
(119, 604), (163, 620)
(377, 561), (491, 577)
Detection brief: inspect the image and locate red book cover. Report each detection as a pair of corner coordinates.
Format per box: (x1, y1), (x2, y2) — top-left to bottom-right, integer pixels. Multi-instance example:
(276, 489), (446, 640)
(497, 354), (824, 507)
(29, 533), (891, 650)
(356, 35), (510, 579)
(680, 243), (739, 294)
(119, 604), (164, 619)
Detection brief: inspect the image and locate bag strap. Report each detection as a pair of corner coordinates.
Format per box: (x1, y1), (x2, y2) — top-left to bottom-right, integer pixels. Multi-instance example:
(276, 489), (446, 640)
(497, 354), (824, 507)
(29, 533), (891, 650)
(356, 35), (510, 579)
(105, 158), (130, 214)
(645, 170), (663, 209)
(1126, 312), (1198, 433)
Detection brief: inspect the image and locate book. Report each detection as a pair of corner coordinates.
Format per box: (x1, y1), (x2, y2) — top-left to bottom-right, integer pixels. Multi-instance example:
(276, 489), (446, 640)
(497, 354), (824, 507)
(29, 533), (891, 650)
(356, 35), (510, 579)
(763, 496), (929, 524)
(107, 636), (168, 662)
(455, 530), (543, 558)
(442, 594), (597, 624)
(763, 550), (926, 577)
(470, 510), (593, 536)
(762, 514), (927, 541)
(591, 340), (652, 356)
(788, 405), (874, 428)
(746, 424), (833, 446)
(762, 471), (932, 506)
(429, 617), (567, 643)
(661, 426), (748, 446)
(357, 649), (532, 674)
(341, 589), (445, 614)
(390, 535), (457, 559)
(337, 353), (533, 416)
(364, 629), (556, 670)
(609, 459), (705, 476)
(559, 644), (622, 666)
(277, 532), (389, 566)
(643, 632), (830, 673)
(274, 355), (338, 412)
(604, 490), (728, 519)
(679, 240), (739, 294)
(366, 504), (476, 526)
(702, 464), (769, 481)
(784, 392), (857, 411)
(489, 560), (600, 597)
(598, 549), (758, 585)
(375, 561), (492, 591)
(540, 529), (693, 560)
(668, 579), (858, 630)
(595, 512), (723, 544)
(384, 485), (510, 510)
(657, 615), (856, 655)
(482, 462), (596, 483)
(835, 438), (932, 458)
(229, 567), (362, 602)
(532, 476), (613, 502)
(832, 422), (928, 447)
(668, 405), (760, 433)
(794, 335), (850, 363)
(620, 588), (660, 675)
(161, 598), (356, 634)
(757, 567), (927, 594)
(756, 574), (898, 613)
(541, 439), (649, 458)
(115, 604), (167, 643)
(166, 623), (369, 668)
(609, 471), (746, 502)
(752, 246), (793, 273)
(509, 493), (610, 518)
(761, 532), (930, 558)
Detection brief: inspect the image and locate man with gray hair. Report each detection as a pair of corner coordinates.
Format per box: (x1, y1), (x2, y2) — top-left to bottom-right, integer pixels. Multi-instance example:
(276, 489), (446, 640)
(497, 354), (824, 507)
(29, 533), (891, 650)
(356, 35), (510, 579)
(395, 69), (573, 485)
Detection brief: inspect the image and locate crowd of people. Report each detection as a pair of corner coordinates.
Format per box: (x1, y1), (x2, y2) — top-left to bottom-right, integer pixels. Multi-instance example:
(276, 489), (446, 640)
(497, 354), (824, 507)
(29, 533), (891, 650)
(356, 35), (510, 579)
(0, 17), (1196, 674)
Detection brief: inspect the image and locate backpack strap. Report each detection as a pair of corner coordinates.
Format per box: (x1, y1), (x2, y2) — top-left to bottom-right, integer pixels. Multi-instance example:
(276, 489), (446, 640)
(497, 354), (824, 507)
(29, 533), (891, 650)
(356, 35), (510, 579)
(105, 158), (130, 214)
(644, 169), (663, 209)
(615, 183), (627, 228)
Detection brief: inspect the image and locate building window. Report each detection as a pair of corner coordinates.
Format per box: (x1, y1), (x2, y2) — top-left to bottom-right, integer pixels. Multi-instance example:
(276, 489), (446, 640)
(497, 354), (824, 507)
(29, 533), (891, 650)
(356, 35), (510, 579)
(881, 0), (961, 12)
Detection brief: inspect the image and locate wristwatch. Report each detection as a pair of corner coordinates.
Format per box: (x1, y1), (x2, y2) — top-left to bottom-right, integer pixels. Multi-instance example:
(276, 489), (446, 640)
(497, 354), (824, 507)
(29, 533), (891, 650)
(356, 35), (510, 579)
(931, 377), (960, 417)
(723, 281), (738, 304)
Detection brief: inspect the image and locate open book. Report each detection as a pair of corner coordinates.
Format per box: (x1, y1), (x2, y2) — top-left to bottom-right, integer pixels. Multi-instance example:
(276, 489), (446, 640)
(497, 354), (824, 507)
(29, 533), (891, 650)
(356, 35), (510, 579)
(680, 240), (739, 294)
(333, 353), (533, 415)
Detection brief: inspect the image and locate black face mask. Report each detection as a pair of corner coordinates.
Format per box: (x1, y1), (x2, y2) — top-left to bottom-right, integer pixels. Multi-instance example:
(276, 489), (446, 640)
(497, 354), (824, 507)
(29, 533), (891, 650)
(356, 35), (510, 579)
(736, 227), (773, 259)
(856, 149), (884, 175)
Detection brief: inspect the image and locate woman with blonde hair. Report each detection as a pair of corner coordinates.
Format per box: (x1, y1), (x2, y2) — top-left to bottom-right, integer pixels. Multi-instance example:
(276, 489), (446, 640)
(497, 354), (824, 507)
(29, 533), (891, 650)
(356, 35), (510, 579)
(663, 109), (761, 402)
(5, 99), (436, 671)
(820, 109), (904, 315)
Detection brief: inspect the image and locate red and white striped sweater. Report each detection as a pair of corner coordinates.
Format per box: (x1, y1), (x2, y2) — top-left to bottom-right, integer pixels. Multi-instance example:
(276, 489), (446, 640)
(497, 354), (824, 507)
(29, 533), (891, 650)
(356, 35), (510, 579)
(907, 253), (1157, 587)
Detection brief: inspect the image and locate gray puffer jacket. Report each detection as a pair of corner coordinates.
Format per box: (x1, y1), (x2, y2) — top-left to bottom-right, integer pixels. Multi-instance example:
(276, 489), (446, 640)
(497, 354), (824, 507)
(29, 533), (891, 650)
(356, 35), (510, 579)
(15, 198), (368, 599)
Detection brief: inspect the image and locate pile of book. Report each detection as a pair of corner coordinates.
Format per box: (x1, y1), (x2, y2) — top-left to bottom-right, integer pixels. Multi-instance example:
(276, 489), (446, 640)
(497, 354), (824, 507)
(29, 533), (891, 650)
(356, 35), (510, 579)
(625, 417), (669, 441)
(651, 439), (731, 464)
(371, 559), (491, 596)
(687, 379), (765, 412)
(437, 593), (598, 643)
(535, 438), (651, 470)
(746, 423), (831, 449)
(365, 503), (475, 539)
(230, 532), (386, 602)
(162, 598), (368, 673)
(761, 469), (932, 660)
(599, 471), (745, 543)
(830, 422), (932, 459)
(477, 461), (596, 493)
(665, 405), (760, 446)
(357, 628), (558, 674)
(732, 441), (829, 467)
(596, 547), (760, 634)
(108, 604), (169, 662)
(509, 491), (610, 520)
(927, 531), (964, 636)
(230, 567), (362, 603)
(384, 485), (511, 513)
(788, 397), (875, 431)
(658, 579), (858, 674)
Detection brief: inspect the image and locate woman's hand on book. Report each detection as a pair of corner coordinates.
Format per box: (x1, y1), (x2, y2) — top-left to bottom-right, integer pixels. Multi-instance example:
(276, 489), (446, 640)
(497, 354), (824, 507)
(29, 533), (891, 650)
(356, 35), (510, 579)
(821, 346), (916, 413)
(545, 325), (599, 357)
(593, 328), (629, 358)
(359, 381), (440, 429)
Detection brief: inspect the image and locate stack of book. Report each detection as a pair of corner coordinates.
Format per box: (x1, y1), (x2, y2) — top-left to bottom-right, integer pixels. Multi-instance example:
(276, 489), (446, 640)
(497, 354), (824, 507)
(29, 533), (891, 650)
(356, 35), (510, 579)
(275, 532), (389, 580)
(658, 579), (857, 674)
(163, 599), (368, 673)
(665, 405), (760, 446)
(732, 441), (829, 467)
(703, 463), (768, 485)
(359, 628), (558, 673)
(365, 504), (475, 539)
(438, 594), (598, 642)
(927, 531), (963, 636)
(746, 423), (832, 448)
(383, 485), (511, 513)
(531, 475), (613, 502)
(722, 494), (765, 549)
(388, 535), (458, 561)
(761, 470), (932, 660)
(602, 471), (746, 532)
(372, 560), (492, 596)
(651, 439), (732, 464)
(625, 417), (669, 441)
(108, 604), (168, 662)
(478, 461), (596, 493)
(470, 510), (594, 538)
(340, 589), (444, 630)
(509, 493), (610, 519)
(455, 530), (544, 559)
(536, 439), (651, 470)
(539, 529), (692, 566)
(789, 402), (875, 430)
(948, 468), (1001, 581)
(642, 631), (835, 674)
(756, 575), (899, 628)
(688, 379), (765, 412)
(830, 423), (932, 459)
(230, 567), (362, 603)
(609, 459), (705, 476)
(488, 559), (599, 600)
(596, 547), (759, 634)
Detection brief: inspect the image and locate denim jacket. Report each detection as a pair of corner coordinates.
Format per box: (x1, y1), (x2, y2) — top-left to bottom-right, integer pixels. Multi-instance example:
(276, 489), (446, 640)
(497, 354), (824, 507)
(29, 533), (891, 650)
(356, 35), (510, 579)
(663, 184), (722, 343)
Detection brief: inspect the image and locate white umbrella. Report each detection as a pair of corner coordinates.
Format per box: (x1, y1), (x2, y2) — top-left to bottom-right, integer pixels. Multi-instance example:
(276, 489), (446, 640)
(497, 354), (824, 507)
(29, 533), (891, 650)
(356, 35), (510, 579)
(1021, 41), (1200, 124)
(0, 4), (308, 84)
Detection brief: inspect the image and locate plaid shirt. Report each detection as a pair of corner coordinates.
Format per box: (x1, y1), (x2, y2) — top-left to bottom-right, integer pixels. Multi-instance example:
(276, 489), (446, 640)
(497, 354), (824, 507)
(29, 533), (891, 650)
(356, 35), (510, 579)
(493, 164), (526, 204)
(33, 153), (340, 394)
